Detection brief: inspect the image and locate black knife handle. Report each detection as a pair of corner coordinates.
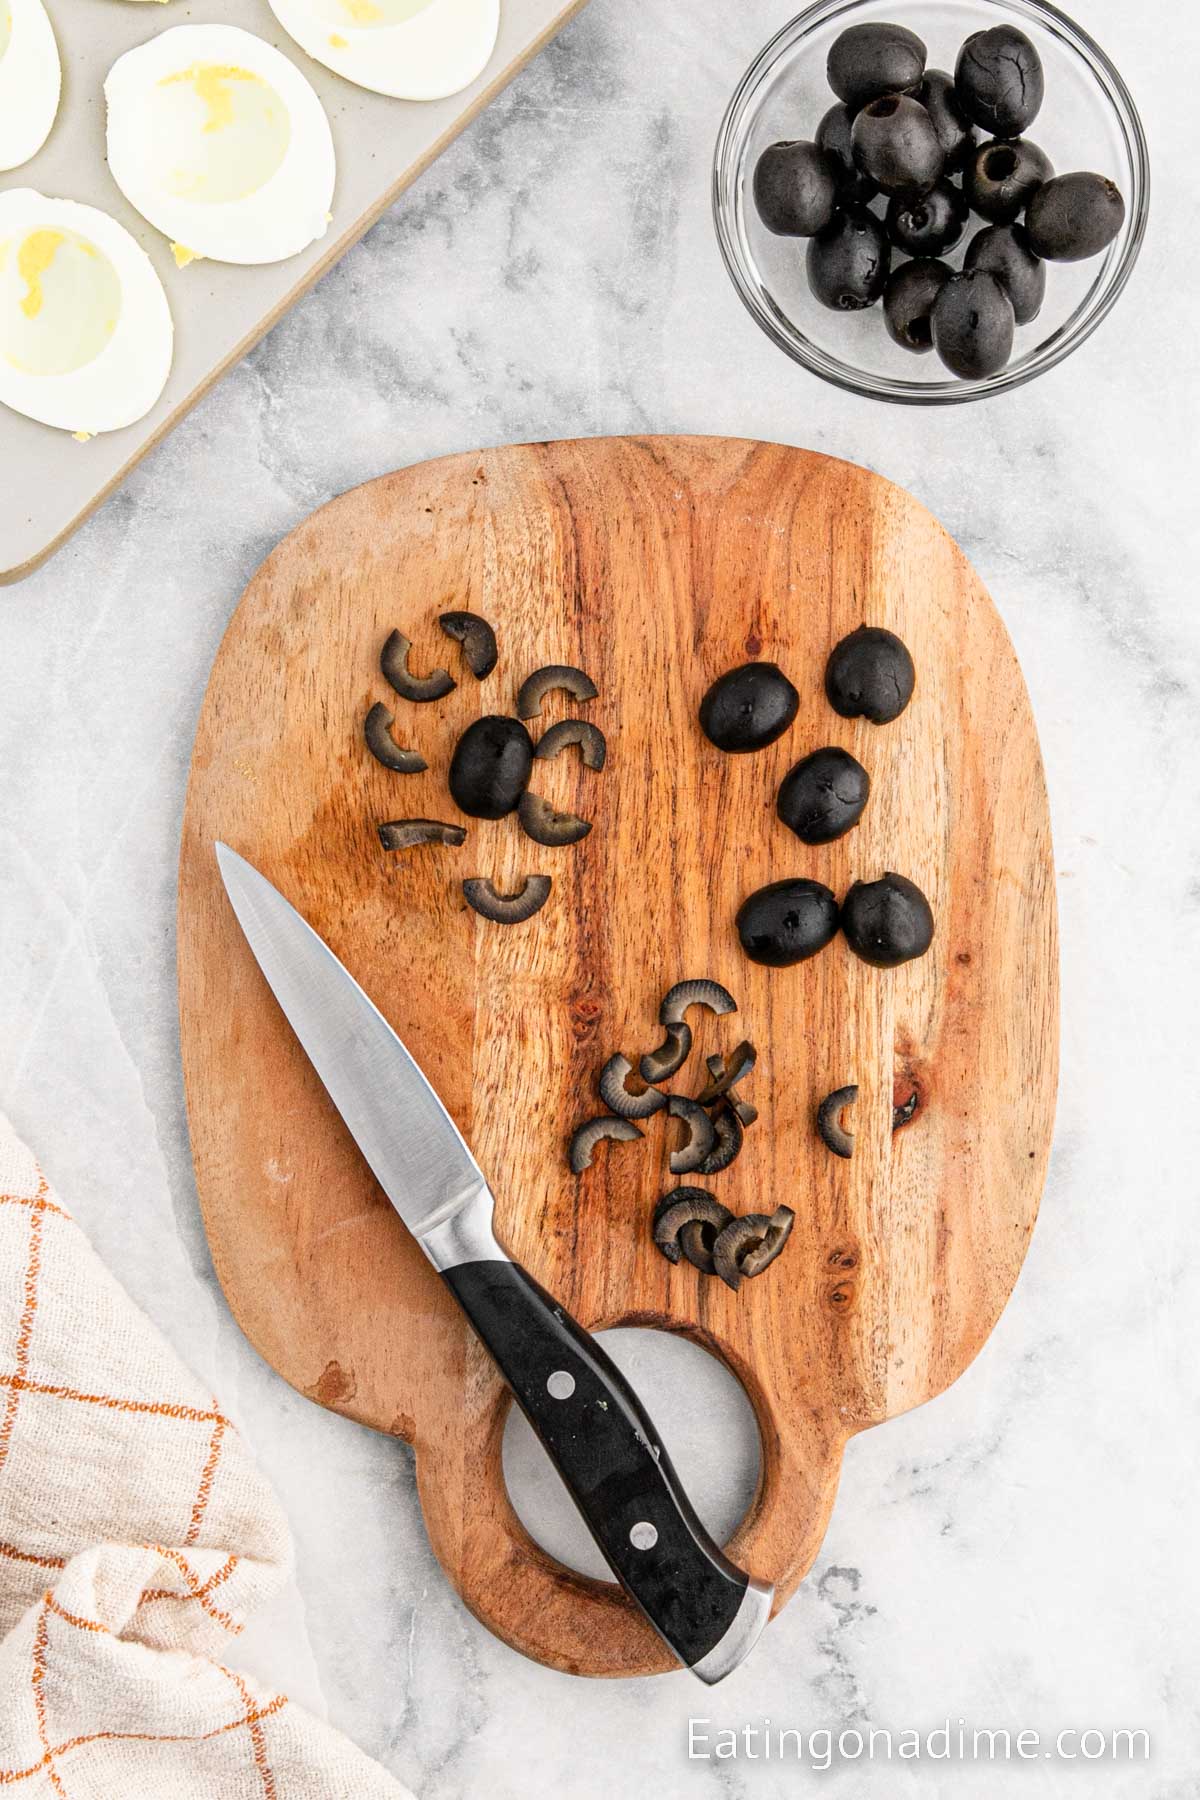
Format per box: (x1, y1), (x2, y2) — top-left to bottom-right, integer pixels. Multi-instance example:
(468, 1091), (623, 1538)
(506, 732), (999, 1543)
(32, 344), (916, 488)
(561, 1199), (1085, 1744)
(440, 1257), (771, 1679)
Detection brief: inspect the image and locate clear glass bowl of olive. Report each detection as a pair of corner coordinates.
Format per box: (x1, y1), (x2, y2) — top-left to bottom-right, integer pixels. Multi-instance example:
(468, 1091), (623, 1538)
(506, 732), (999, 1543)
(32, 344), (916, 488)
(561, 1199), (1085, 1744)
(713, 0), (1149, 403)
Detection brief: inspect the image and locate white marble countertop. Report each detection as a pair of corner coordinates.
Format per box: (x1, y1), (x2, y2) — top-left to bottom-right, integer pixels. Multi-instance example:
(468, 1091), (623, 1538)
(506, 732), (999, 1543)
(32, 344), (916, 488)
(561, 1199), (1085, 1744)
(2, 0), (1197, 1793)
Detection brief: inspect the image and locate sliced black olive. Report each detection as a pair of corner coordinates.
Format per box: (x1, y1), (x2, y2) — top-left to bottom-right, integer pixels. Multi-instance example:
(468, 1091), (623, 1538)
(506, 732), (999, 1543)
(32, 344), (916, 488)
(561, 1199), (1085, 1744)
(965, 138), (1053, 225)
(817, 1084), (859, 1159)
(364, 702), (428, 774)
(696, 1106), (744, 1176)
(517, 664), (599, 720)
(449, 715), (534, 819)
(696, 1041), (756, 1105)
(964, 223), (1046, 326)
(699, 662), (799, 754)
(517, 791), (592, 848)
(712, 1206), (795, 1292)
(640, 1023), (692, 1085)
(568, 1114), (643, 1175)
(826, 21), (926, 111)
(378, 818), (466, 853)
(777, 746), (871, 846)
(955, 25), (1044, 138)
(932, 269), (1015, 380)
(736, 878), (840, 968)
(1025, 172), (1125, 263)
(462, 874), (551, 926)
(380, 630), (456, 703)
(438, 610), (498, 680)
(652, 1188), (731, 1269)
(659, 978), (738, 1027)
(893, 1088), (920, 1129)
(666, 1096), (716, 1176)
(729, 1096), (759, 1129)
(598, 1053), (667, 1121)
(825, 626), (915, 723)
(841, 872), (934, 967)
(534, 719), (607, 772)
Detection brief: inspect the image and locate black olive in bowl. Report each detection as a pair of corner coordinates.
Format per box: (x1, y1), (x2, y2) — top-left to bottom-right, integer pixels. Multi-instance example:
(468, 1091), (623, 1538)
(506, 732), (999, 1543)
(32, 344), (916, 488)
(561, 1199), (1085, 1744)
(955, 25), (1044, 137)
(966, 138), (1053, 224)
(1025, 172), (1126, 261)
(931, 269), (1015, 379)
(699, 661), (799, 753)
(807, 209), (891, 311)
(886, 181), (968, 257)
(851, 96), (944, 198)
(753, 140), (839, 236)
(964, 224), (1045, 325)
(884, 257), (951, 352)
(825, 626), (915, 724)
(842, 872), (934, 968)
(737, 878), (840, 967)
(827, 21), (926, 111)
(448, 715), (533, 819)
(916, 69), (976, 173)
(816, 102), (879, 206)
(777, 747), (870, 845)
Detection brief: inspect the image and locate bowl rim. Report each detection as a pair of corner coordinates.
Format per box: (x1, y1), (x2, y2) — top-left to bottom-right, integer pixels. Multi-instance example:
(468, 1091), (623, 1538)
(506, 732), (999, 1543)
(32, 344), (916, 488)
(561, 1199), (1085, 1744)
(712, 0), (1151, 405)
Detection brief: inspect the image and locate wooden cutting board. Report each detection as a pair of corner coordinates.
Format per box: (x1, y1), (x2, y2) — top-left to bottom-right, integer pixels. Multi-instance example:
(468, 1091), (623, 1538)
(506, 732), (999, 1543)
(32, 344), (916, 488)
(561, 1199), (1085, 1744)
(178, 435), (1057, 1678)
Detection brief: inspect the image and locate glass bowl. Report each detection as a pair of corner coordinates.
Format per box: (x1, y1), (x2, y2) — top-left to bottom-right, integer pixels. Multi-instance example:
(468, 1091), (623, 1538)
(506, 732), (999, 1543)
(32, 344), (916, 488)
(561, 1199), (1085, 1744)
(712, 0), (1149, 403)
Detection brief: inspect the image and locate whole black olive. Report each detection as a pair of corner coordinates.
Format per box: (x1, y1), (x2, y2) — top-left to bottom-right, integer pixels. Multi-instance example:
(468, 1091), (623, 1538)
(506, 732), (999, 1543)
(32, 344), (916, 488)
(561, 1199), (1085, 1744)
(807, 208), (891, 311)
(826, 21), (926, 111)
(777, 746), (871, 846)
(917, 70), (976, 172)
(852, 95), (944, 199)
(886, 180), (968, 256)
(699, 661), (799, 754)
(816, 102), (879, 206)
(964, 223), (1045, 325)
(825, 626), (915, 724)
(954, 25), (1044, 136)
(753, 140), (839, 237)
(448, 715), (533, 819)
(1025, 172), (1126, 262)
(841, 872), (934, 968)
(736, 878), (840, 968)
(931, 269), (1015, 380)
(883, 257), (951, 352)
(965, 138), (1053, 224)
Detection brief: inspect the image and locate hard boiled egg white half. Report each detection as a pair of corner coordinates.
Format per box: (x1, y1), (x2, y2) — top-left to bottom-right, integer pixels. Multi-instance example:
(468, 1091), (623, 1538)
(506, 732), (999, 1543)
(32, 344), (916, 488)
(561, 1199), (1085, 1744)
(0, 0), (61, 172)
(105, 25), (335, 266)
(0, 190), (173, 435)
(267, 0), (499, 102)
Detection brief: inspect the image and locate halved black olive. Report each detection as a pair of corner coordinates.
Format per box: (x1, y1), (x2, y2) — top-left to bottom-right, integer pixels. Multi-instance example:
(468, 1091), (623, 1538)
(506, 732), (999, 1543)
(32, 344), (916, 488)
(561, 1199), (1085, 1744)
(736, 878), (840, 968)
(659, 979), (738, 1027)
(461, 875), (551, 926)
(439, 610), (498, 679)
(639, 1023), (692, 1085)
(517, 792), (592, 848)
(777, 746), (871, 846)
(652, 1188), (731, 1269)
(842, 872), (934, 967)
(696, 1106), (744, 1176)
(568, 1114), (643, 1175)
(711, 1207), (794, 1292)
(696, 1041), (756, 1105)
(599, 1053), (667, 1121)
(517, 664), (599, 720)
(364, 703), (428, 774)
(893, 1088), (920, 1129)
(534, 719), (607, 772)
(817, 1084), (859, 1159)
(378, 819), (466, 853)
(825, 626), (915, 724)
(729, 1096), (759, 1129)
(699, 662), (799, 754)
(667, 1096), (716, 1176)
(449, 715), (533, 819)
(380, 630), (456, 703)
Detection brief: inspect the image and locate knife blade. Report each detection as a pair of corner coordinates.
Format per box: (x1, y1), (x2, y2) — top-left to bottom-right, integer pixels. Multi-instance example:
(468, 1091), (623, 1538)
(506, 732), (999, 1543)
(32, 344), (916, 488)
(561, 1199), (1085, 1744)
(215, 843), (772, 1683)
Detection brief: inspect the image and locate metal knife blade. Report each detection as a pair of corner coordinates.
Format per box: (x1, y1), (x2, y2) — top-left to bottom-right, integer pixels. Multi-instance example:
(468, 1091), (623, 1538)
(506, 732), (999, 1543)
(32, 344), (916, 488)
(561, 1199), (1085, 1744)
(215, 842), (487, 1242)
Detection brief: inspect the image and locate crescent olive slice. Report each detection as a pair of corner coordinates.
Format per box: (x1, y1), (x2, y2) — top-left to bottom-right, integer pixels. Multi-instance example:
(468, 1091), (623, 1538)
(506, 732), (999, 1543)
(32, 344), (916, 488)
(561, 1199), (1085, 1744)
(535, 719), (607, 771)
(380, 630), (456, 703)
(517, 664), (599, 720)
(598, 1054), (667, 1121)
(517, 791), (592, 848)
(364, 702), (428, 774)
(568, 1114), (644, 1176)
(639, 1022), (692, 1085)
(439, 610), (498, 680)
(666, 1096), (717, 1176)
(817, 1084), (859, 1159)
(659, 979), (737, 1027)
(378, 819), (466, 853)
(652, 1187), (732, 1269)
(461, 875), (551, 925)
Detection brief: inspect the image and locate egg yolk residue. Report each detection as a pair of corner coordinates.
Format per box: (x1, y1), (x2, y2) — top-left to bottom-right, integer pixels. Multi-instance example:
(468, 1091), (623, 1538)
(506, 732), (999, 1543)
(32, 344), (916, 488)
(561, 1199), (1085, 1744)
(0, 228), (121, 376)
(313, 0), (438, 27)
(149, 62), (292, 204)
(0, 8), (13, 64)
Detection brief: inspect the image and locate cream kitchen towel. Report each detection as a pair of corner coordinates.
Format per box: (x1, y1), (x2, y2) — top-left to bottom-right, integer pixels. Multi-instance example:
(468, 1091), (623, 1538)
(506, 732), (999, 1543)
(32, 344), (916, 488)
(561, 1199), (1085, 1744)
(0, 1113), (412, 1799)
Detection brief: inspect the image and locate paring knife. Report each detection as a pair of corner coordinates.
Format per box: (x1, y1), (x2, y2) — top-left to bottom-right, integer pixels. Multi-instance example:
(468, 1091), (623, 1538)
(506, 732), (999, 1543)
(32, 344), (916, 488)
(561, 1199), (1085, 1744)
(215, 844), (772, 1683)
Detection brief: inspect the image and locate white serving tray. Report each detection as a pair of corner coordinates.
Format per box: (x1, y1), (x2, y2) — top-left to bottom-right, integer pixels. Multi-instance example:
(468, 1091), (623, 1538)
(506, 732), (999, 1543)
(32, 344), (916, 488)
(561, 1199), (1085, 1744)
(0, 0), (585, 583)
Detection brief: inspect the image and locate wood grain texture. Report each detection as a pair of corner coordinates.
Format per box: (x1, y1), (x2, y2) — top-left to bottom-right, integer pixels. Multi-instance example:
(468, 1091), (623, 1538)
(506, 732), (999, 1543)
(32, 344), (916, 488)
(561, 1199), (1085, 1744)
(178, 436), (1058, 1677)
